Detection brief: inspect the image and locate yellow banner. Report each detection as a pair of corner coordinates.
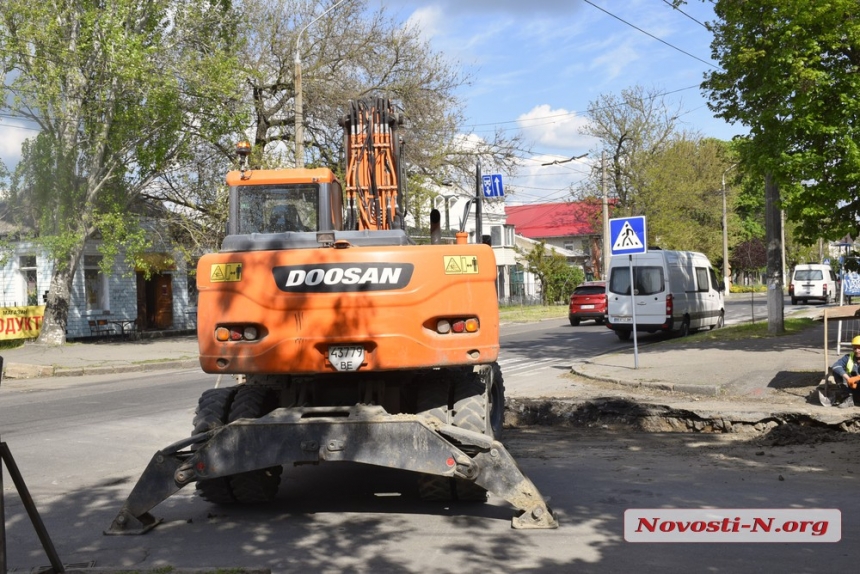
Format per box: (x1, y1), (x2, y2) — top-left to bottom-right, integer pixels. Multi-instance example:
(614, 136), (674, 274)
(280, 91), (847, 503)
(0, 305), (45, 340)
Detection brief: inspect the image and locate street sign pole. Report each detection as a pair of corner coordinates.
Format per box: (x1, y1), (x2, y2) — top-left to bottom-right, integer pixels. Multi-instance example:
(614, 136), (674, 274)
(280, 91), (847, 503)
(609, 216), (647, 369)
(628, 255), (639, 369)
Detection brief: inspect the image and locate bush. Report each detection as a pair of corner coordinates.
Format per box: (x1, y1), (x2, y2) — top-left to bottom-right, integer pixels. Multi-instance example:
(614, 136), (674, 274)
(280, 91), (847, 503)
(730, 284), (767, 293)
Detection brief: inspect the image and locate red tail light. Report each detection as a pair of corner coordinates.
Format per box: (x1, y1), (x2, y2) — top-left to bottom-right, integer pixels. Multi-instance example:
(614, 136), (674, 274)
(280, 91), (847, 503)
(666, 293), (673, 316)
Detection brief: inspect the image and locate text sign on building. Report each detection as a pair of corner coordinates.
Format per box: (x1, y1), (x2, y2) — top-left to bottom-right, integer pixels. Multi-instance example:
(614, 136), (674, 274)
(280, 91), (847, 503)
(609, 216), (647, 256)
(482, 174), (504, 198)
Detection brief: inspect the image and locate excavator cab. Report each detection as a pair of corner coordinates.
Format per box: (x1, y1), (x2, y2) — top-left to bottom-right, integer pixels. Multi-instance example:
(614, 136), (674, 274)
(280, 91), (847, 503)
(226, 168), (344, 235)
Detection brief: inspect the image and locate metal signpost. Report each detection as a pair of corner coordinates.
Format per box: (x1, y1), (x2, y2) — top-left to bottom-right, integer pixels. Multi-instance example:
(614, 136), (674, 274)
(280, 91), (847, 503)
(609, 216), (647, 368)
(0, 356), (65, 573)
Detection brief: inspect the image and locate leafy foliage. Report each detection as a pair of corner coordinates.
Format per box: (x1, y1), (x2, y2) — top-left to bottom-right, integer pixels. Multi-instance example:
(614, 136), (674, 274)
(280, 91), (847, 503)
(702, 0), (860, 244)
(519, 240), (585, 305)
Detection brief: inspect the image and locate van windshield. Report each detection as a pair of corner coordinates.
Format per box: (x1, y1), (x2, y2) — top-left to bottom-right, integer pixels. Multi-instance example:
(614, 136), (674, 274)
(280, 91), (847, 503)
(795, 269), (824, 281)
(609, 266), (664, 296)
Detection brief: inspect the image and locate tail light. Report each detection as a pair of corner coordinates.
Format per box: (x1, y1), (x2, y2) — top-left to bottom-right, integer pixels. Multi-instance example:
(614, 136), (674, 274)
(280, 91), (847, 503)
(215, 325), (260, 342)
(666, 293), (673, 317)
(436, 317), (479, 334)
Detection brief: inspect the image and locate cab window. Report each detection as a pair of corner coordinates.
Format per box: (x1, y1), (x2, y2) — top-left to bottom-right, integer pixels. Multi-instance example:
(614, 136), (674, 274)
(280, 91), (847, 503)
(237, 184), (319, 233)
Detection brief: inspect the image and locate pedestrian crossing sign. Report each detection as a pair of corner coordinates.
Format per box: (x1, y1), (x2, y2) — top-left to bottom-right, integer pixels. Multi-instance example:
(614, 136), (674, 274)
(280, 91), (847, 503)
(609, 216), (647, 256)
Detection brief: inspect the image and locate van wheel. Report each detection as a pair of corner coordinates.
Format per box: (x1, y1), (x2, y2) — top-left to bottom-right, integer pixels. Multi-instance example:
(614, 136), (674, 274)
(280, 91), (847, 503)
(791, 297), (797, 305)
(616, 330), (631, 341)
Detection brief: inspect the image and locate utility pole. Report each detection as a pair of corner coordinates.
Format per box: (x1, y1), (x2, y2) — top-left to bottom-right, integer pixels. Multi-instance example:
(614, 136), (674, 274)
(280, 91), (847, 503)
(722, 163), (739, 292)
(602, 152), (610, 280)
(294, 0), (352, 167)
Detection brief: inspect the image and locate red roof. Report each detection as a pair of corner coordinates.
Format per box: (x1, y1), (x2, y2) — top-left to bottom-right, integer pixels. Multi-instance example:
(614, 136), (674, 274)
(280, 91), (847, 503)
(505, 202), (600, 239)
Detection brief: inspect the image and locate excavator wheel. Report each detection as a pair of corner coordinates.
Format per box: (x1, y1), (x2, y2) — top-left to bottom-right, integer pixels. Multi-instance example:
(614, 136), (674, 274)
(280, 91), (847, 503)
(192, 387), (239, 504)
(417, 363), (505, 502)
(226, 384), (283, 502)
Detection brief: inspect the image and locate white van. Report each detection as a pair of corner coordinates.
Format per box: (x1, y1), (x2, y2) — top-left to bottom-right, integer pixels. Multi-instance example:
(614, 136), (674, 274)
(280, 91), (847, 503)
(789, 263), (836, 305)
(606, 249), (725, 340)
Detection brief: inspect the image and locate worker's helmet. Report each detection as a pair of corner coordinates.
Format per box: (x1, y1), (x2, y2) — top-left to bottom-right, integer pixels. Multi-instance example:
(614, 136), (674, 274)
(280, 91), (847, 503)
(852, 335), (860, 347)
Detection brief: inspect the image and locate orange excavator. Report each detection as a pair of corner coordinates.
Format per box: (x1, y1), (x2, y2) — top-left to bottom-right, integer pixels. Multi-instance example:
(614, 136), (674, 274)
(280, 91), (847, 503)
(106, 98), (557, 534)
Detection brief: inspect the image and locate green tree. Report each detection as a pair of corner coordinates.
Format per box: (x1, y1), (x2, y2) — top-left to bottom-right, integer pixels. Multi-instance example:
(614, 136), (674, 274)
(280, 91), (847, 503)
(699, 0), (860, 333)
(144, 0), (524, 253)
(579, 84), (685, 215)
(0, 0), (244, 344)
(639, 137), (735, 262)
(520, 240), (585, 305)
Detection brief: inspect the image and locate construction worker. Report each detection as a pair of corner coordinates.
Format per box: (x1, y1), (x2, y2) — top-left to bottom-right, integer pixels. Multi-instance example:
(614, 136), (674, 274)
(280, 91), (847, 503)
(831, 335), (860, 403)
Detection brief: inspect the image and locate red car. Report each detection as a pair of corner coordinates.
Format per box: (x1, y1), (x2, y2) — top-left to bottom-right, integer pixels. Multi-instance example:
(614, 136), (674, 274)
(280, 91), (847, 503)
(568, 281), (607, 326)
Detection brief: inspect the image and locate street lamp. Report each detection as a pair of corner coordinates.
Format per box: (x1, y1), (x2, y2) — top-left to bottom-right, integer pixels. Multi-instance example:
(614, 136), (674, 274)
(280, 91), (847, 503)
(722, 163), (739, 292)
(294, 0), (353, 167)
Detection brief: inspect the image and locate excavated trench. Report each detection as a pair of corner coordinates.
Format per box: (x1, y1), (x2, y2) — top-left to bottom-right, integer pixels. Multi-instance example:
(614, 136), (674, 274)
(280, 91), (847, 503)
(504, 397), (860, 447)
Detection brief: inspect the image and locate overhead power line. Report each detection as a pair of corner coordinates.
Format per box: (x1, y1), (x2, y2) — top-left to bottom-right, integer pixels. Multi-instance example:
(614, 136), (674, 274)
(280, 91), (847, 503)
(581, 0), (718, 70)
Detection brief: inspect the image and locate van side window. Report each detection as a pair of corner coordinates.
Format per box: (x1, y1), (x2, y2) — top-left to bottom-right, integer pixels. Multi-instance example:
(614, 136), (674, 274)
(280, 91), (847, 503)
(609, 266), (664, 296)
(695, 267), (710, 292)
(708, 267), (721, 291)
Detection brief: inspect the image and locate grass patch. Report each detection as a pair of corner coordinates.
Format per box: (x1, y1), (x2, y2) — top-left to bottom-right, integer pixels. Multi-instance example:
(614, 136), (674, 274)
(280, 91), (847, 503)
(498, 304), (567, 323)
(667, 317), (817, 344)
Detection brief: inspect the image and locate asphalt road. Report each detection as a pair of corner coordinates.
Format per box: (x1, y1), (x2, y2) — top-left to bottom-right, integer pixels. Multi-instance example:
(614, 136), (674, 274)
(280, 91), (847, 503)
(2, 309), (858, 572)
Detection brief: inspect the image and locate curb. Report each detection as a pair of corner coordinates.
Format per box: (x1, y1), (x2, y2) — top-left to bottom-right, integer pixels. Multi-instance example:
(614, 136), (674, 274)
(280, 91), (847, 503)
(3, 359), (201, 380)
(570, 361), (723, 397)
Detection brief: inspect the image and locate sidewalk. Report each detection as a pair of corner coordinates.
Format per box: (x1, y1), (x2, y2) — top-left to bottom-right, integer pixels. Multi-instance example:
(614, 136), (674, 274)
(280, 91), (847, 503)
(0, 333), (200, 379)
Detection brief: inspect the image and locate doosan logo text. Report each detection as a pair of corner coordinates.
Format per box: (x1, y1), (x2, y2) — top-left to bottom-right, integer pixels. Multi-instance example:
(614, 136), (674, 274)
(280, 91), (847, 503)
(272, 263), (414, 293)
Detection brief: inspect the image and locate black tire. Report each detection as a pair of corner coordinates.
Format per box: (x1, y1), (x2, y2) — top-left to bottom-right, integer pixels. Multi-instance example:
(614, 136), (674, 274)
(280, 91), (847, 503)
(570, 317), (580, 326)
(678, 317), (690, 338)
(192, 387), (238, 504)
(616, 330), (631, 341)
(415, 372), (452, 425)
(226, 385), (283, 503)
(791, 297), (797, 305)
(595, 317), (604, 325)
(417, 364), (505, 502)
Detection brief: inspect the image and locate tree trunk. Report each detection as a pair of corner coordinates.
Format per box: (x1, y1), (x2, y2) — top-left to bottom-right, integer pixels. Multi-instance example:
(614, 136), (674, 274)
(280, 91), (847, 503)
(36, 245), (85, 346)
(765, 173), (785, 335)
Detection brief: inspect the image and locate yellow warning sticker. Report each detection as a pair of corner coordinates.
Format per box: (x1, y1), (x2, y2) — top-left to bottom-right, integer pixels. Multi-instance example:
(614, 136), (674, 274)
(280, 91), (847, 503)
(210, 263), (243, 282)
(444, 256), (479, 275)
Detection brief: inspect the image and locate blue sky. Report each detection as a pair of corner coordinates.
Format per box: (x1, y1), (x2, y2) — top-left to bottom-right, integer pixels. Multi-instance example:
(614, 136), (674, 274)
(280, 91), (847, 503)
(376, 0), (745, 204)
(1, 1), (743, 205)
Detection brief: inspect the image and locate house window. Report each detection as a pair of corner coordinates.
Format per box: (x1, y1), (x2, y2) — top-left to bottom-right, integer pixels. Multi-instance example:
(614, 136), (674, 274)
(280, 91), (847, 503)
(84, 255), (108, 311)
(491, 226), (502, 246)
(504, 225), (515, 247)
(20, 255), (38, 306)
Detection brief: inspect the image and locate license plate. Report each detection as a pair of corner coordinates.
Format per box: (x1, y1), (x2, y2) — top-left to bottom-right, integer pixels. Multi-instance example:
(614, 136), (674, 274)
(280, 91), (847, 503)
(328, 345), (365, 372)
(581, 304), (595, 309)
(612, 316), (632, 323)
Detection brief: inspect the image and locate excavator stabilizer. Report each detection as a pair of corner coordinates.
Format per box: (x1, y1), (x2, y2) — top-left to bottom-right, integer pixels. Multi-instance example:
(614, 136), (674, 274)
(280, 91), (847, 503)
(106, 405), (557, 534)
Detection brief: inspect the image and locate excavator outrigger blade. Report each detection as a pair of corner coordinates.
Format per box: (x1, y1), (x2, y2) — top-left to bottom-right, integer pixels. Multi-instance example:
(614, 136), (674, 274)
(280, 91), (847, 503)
(106, 405), (557, 534)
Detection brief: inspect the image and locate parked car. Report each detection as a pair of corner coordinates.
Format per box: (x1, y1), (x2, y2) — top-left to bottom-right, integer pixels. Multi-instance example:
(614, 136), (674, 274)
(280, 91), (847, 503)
(568, 281), (607, 326)
(789, 263), (836, 305)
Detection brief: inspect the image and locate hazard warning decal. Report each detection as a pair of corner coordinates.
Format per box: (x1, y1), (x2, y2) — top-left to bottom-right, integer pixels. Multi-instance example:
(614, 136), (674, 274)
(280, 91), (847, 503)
(210, 263), (243, 283)
(444, 255), (479, 275)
